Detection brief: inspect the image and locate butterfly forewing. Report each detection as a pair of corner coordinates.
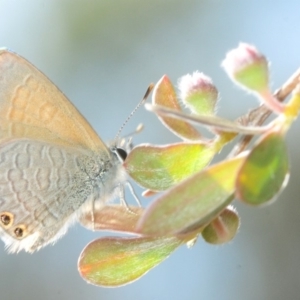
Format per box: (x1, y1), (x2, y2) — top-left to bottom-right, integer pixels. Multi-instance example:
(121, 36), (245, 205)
(0, 49), (108, 154)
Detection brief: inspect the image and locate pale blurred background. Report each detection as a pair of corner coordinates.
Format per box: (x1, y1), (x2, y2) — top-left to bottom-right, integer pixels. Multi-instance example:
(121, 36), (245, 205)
(0, 1), (300, 299)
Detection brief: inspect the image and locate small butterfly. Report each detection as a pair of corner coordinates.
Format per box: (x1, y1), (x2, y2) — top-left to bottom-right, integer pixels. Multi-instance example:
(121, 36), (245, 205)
(0, 49), (133, 253)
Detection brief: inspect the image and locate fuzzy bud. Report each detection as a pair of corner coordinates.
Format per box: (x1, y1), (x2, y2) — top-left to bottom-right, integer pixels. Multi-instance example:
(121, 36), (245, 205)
(222, 43), (269, 93)
(178, 71), (218, 116)
(222, 43), (284, 114)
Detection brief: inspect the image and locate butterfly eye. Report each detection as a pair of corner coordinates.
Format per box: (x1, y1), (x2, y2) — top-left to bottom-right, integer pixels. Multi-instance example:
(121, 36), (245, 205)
(14, 225), (27, 238)
(116, 148), (127, 162)
(0, 212), (14, 228)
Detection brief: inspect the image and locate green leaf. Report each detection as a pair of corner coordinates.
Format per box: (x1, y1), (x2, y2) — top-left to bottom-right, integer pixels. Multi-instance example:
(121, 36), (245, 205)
(136, 155), (246, 236)
(236, 131), (289, 205)
(78, 236), (182, 287)
(152, 75), (201, 140)
(125, 142), (215, 191)
(201, 206), (240, 245)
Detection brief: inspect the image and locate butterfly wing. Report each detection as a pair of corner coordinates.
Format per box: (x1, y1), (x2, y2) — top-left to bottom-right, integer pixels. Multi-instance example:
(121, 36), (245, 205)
(0, 139), (100, 253)
(0, 49), (109, 155)
(0, 49), (116, 252)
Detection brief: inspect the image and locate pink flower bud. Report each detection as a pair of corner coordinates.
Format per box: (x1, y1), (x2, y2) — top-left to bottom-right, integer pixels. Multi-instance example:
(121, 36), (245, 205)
(178, 71), (218, 115)
(222, 43), (284, 114)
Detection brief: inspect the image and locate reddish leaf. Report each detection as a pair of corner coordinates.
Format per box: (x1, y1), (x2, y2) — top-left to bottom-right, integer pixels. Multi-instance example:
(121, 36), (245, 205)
(201, 206), (240, 244)
(153, 75), (201, 140)
(137, 155), (246, 236)
(79, 205), (144, 234)
(78, 236), (182, 287)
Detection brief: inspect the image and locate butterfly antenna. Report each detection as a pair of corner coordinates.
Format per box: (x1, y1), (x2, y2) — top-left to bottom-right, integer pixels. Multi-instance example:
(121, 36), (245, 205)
(114, 83), (154, 141)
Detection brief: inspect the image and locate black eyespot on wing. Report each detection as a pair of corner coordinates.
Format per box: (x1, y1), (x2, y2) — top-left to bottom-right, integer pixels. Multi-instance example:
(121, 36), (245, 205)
(13, 224), (27, 238)
(0, 212), (14, 228)
(0, 213), (12, 226)
(14, 227), (24, 238)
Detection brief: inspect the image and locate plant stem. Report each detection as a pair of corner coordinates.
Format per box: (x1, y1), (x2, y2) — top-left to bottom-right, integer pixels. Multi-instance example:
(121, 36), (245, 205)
(230, 68), (300, 156)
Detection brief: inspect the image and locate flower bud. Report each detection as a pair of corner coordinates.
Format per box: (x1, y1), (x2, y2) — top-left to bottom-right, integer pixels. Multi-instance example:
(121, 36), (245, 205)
(222, 43), (269, 92)
(222, 43), (284, 114)
(178, 71), (218, 116)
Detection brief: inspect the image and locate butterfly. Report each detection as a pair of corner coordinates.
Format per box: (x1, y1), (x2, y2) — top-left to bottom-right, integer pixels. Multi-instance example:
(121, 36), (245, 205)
(0, 49), (131, 253)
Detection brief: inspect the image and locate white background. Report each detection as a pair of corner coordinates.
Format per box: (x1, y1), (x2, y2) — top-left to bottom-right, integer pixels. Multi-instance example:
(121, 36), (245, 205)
(0, 1), (300, 299)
